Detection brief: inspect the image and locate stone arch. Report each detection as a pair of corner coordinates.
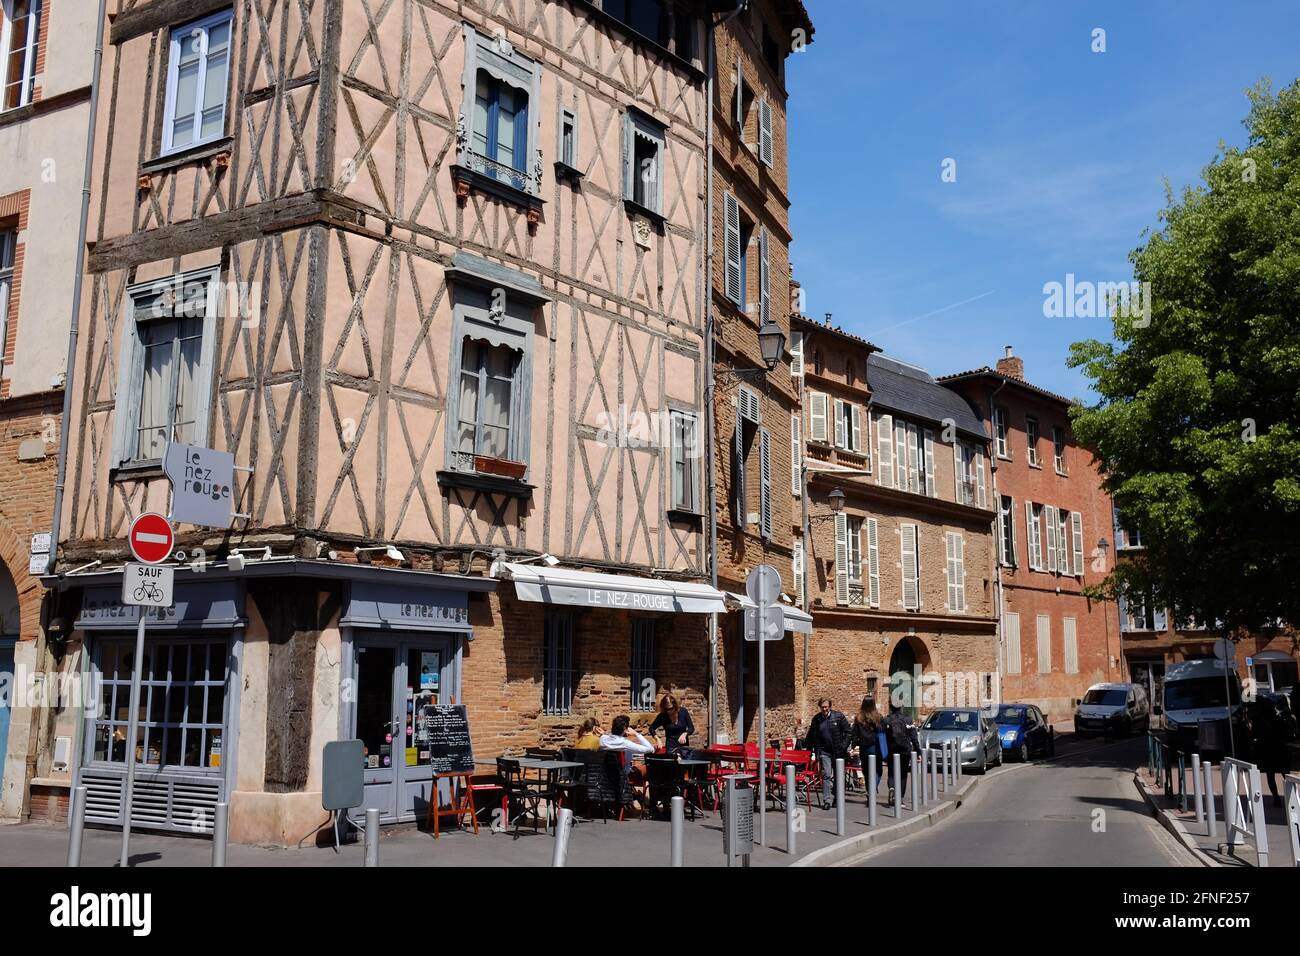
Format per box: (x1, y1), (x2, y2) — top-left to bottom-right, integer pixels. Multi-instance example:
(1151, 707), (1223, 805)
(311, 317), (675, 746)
(0, 514), (43, 639)
(885, 633), (932, 720)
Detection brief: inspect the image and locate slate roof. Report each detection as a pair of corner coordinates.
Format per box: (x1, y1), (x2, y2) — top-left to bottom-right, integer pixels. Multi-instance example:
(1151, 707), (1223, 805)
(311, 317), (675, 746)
(866, 353), (988, 442)
(937, 366), (1077, 408)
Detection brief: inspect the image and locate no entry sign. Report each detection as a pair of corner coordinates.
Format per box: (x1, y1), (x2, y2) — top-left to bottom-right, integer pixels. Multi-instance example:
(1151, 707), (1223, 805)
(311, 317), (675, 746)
(128, 513), (174, 565)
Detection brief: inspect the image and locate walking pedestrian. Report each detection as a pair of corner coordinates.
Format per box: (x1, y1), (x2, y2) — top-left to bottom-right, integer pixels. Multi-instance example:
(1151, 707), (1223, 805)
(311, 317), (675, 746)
(852, 696), (886, 799)
(806, 697), (851, 809)
(1249, 696), (1290, 807)
(882, 701), (921, 803)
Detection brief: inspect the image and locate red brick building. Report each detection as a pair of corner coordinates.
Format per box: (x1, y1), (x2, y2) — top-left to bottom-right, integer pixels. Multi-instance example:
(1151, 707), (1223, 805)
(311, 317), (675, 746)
(940, 348), (1122, 721)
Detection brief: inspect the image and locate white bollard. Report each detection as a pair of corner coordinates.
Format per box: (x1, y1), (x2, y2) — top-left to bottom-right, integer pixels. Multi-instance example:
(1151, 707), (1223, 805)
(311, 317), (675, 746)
(364, 808), (380, 867)
(867, 754), (877, 827)
(1192, 754), (1204, 826)
(552, 807), (574, 867)
(892, 753), (903, 818)
(1204, 760), (1217, 839)
(670, 797), (684, 867)
(785, 766), (797, 855)
(835, 758), (846, 836)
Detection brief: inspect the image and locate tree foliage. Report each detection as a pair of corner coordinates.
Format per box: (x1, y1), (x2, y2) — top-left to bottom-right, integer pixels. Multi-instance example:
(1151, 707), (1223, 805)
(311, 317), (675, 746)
(1069, 79), (1300, 636)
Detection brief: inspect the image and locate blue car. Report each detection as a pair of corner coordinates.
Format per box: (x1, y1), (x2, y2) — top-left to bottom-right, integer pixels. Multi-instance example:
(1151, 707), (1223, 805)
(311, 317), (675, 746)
(994, 704), (1055, 761)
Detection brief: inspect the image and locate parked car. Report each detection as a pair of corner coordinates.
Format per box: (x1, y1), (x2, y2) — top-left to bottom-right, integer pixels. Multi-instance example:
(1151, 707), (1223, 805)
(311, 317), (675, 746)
(1160, 659), (1246, 757)
(1074, 683), (1150, 738)
(994, 703), (1055, 761)
(920, 708), (1002, 773)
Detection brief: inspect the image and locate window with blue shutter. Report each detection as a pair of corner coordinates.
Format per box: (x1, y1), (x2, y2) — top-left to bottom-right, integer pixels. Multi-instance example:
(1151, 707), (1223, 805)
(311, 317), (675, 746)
(461, 27), (541, 195)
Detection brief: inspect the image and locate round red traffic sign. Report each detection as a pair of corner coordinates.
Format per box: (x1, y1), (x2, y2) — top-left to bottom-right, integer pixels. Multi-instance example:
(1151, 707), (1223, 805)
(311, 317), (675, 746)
(128, 512), (174, 565)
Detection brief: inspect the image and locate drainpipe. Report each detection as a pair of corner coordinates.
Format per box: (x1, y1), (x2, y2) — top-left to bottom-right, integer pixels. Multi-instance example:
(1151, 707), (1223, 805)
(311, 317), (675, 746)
(986, 376), (1008, 706)
(47, 0), (108, 576)
(703, 0), (748, 746)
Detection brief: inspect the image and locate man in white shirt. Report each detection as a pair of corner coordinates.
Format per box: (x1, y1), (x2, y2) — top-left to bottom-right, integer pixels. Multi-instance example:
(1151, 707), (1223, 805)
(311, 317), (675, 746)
(598, 714), (655, 755)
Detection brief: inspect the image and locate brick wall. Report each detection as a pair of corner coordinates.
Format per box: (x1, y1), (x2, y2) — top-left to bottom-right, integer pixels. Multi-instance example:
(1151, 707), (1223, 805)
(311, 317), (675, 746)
(0, 389), (60, 640)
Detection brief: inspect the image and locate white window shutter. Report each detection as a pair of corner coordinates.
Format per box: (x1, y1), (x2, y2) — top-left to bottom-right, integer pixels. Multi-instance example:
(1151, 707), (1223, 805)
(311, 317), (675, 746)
(833, 398), (846, 448)
(850, 405), (862, 453)
(955, 534), (966, 612)
(906, 424), (920, 492)
(790, 414), (801, 496)
(1071, 511), (1084, 576)
(793, 539), (805, 608)
(894, 420), (907, 490)
(759, 227), (771, 326)
(953, 441), (963, 502)
(1025, 502), (1038, 570)
(835, 512), (849, 605)
(1045, 505), (1058, 572)
(975, 447), (987, 508)
(944, 532), (954, 608)
(923, 429), (936, 497)
(866, 518), (880, 607)
(901, 524), (919, 610)
(733, 418), (745, 525)
(735, 59), (744, 126)
(724, 192), (742, 305)
(1005, 612), (1022, 675)
(759, 427), (773, 540)
(1064, 617), (1078, 674)
(1037, 615), (1051, 673)
(809, 391), (827, 442)
(738, 385), (759, 425)
(876, 413), (894, 487)
(790, 330), (803, 377)
(758, 97), (774, 166)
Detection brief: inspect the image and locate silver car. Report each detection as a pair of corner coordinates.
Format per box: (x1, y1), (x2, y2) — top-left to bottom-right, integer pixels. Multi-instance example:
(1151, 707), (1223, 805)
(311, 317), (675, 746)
(920, 708), (1003, 774)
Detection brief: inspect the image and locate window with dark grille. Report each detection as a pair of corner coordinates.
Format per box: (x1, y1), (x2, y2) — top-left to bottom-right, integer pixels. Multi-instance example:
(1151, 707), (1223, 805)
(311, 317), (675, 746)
(630, 618), (656, 711)
(543, 611), (575, 715)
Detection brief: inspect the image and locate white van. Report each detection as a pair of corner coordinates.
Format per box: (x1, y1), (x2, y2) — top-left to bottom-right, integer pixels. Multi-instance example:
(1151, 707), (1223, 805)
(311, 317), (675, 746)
(1160, 658), (1244, 753)
(1074, 683), (1150, 737)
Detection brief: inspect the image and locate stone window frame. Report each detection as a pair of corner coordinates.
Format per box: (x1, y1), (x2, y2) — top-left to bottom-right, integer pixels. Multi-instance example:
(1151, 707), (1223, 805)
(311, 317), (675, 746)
(0, 188), (28, 400)
(457, 24), (543, 200)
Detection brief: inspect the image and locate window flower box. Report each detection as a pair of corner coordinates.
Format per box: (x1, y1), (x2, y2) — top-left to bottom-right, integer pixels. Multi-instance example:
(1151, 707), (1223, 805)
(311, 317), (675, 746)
(474, 455), (527, 479)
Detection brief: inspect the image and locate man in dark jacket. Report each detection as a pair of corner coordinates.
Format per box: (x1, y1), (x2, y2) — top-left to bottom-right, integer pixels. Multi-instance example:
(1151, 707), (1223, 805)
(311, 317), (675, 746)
(883, 701), (922, 801)
(806, 698), (851, 809)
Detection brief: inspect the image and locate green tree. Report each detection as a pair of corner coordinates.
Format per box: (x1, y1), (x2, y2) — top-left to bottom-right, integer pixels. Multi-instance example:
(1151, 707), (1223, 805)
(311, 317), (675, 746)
(1069, 79), (1300, 637)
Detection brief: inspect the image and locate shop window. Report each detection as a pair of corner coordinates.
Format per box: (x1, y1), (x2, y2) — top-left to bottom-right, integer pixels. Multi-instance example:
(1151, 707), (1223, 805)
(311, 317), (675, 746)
(669, 409), (699, 512)
(543, 611), (575, 716)
(1, 0), (40, 112)
(459, 27), (541, 196)
(162, 9), (233, 154)
(630, 619), (655, 711)
(90, 639), (228, 770)
(112, 268), (219, 468)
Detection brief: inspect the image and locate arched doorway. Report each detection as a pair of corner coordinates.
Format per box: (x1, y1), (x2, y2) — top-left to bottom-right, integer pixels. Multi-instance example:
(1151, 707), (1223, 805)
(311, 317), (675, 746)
(0, 558), (19, 794)
(888, 637), (925, 721)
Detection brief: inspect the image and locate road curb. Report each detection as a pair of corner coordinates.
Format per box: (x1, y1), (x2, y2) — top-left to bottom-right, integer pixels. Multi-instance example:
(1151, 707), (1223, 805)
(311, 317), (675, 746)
(790, 774), (983, 868)
(1131, 771), (1219, 868)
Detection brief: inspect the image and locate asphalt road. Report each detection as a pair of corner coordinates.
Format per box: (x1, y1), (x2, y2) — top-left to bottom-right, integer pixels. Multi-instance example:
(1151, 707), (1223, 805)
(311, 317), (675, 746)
(852, 736), (1194, 867)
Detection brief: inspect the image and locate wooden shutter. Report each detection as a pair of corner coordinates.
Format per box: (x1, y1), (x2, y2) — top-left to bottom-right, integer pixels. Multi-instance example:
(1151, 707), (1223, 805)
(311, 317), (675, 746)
(834, 512), (849, 605)
(758, 97), (774, 166)
(850, 405), (862, 453)
(737, 385), (760, 424)
(1025, 502), (1039, 570)
(724, 192), (742, 305)
(901, 524), (919, 610)
(954, 533), (965, 612)
(1004, 612), (1022, 675)
(953, 441), (963, 502)
(904, 424), (919, 492)
(793, 539), (805, 608)
(790, 414), (801, 496)
(1064, 617), (1078, 674)
(923, 429), (936, 496)
(944, 532), (955, 609)
(1045, 505), (1058, 572)
(809, 391), (827, 442)
(1071, 511), (1084, 576)
(833, 398), (846, 448)
(790, 330), (803, 376)
(759, 427), (772, 540)
(975, 447), (987, 508)
(1037, 614), (1051, 673)
(866, 518), (880, 607)
(733, 421), (745, 526)
(876, 413), (893, 487)
(734, 58), (744, 126)
(758, 227), (771, 326)
(894, 420), (907, 489)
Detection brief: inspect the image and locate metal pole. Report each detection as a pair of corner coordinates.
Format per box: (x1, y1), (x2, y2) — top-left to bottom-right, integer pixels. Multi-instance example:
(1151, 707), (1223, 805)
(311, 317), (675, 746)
(66, 785), (87, 868)
(552, 807), (574, 867)
(757, 601), (766, 847)
(670, 797), (684, 867)
(1192, 754), (1204, 826)
(931, 748), (938, 802)
(724, 776), (736, 867)
(212, 802), (228, 867)
(910, 753), (919, 813)
(1204, 761), (1217, 839)
(364, 808), (380, 867)
(956, 740), (963, 782)
(785, 765), (796, 855)
(918, 748), (926, 807)
(892, 753), (902, 818)
(834, 757), (845, 836)
(118, 615), (147, 868)
(1178, 754), (1188, 813)
(867, 754), (877, 827)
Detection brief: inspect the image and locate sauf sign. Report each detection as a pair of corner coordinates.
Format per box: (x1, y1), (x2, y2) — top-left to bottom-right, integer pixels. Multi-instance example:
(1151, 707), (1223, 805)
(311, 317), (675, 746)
(49, 886), (152, 936)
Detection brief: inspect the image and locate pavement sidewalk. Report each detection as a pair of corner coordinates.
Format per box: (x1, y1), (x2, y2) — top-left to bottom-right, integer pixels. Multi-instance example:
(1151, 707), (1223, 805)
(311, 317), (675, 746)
(0, 764), (980, 868)
(1135, 764), (1295, 867)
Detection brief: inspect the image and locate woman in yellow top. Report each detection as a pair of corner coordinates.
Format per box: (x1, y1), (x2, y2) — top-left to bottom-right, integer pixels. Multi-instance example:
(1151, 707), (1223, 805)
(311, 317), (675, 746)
(574, 717), (603, 750)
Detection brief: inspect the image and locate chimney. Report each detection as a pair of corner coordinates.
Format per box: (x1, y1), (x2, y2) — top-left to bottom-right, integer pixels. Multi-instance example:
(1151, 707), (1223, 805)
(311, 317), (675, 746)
(996, 345), (1024, 381)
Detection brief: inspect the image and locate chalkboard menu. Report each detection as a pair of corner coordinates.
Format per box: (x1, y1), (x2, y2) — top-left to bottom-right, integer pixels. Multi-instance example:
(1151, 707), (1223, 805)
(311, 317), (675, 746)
(419, 704), (475, 774)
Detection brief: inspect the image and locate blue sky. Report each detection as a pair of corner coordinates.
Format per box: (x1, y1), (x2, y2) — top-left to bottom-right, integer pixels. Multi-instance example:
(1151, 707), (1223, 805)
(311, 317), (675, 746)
(786, 0), (1300, 400)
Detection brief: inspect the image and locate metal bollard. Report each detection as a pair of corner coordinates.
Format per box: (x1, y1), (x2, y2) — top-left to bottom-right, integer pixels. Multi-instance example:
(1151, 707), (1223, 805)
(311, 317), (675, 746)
(670, 797), (684, 867)
(867, 755), (877, 827)
(955, 740), (963, 782)
(1178, 754), (1188, 813)
(910, 753), (920, 813)
(66, 785), (87, 868)
(785, 766), (797, 855)
(552, 807), (574, 867)
(892, 753), (903, 818)
(835, 758), (846, 837)
(212, 802), (228, 868)
(919, 749), (927, 807)
(1204, 761), (1217, 839)
(364, 808), (380, 867)
(1192, 754), (1204, 826)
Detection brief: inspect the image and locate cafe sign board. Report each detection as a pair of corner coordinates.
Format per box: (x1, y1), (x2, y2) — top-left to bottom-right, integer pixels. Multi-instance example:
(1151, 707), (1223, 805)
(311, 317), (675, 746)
(163, 442), (235, 528)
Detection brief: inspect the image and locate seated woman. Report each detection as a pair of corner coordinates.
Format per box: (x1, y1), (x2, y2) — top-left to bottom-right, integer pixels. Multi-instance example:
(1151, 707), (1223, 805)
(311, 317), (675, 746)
(574, 717), (603, 750)
(648, 693), (696, 755)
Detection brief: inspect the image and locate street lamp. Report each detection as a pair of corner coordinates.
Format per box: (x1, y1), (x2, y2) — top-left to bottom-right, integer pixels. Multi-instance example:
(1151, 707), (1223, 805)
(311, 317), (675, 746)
(757, 317), (786, 370)
(828, 487), (846, 513)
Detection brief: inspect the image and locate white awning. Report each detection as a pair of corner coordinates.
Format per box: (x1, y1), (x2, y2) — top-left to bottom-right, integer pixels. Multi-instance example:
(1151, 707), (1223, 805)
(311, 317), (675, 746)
(500, 563), (728, 615)
(728, 593), (813, 635)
